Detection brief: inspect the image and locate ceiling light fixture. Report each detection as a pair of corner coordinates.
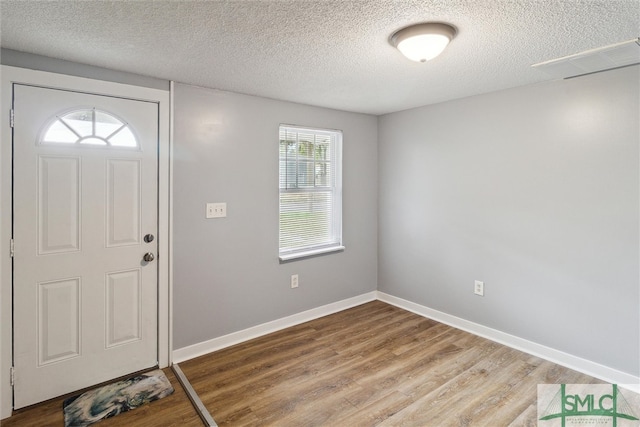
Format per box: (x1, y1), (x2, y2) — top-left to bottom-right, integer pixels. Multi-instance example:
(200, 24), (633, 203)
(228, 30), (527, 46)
(390, 23), (457, 63)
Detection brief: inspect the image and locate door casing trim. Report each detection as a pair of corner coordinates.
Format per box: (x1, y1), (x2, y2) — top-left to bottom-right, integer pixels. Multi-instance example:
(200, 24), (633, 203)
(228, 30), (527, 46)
(0, 65), (172, 418)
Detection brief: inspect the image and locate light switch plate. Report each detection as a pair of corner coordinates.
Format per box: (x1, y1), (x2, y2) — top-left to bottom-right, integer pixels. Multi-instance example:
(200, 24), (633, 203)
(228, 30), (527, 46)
(206, 202), (227, 218)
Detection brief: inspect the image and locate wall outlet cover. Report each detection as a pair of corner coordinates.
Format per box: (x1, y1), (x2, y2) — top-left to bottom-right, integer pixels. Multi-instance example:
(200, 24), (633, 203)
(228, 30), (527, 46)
(474, 280), (484, 296)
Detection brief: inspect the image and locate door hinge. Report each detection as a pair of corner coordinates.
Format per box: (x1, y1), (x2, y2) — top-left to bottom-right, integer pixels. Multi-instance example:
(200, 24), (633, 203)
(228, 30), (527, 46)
(9, 109), (14, 128)
(10, 367), (15, 387)
(10, 239), (14, 258)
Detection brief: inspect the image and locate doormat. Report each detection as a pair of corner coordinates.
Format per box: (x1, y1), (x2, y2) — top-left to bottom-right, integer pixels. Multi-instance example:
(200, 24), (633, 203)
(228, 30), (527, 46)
(62, 369), (174, 427)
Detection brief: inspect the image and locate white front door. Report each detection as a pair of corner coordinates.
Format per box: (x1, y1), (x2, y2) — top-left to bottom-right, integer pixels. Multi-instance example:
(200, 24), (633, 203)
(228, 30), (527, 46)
(12, 84), (159, 408)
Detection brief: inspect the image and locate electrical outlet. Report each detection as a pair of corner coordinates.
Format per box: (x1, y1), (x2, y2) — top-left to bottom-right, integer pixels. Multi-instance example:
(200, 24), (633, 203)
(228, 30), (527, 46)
(206, 202), (227, 219)
(474, 280), (484, 296)
(291, 274), (299, 289)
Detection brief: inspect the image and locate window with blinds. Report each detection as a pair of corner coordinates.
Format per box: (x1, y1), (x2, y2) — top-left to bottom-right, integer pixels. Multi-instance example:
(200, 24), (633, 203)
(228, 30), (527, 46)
(279, 125), (343, 260)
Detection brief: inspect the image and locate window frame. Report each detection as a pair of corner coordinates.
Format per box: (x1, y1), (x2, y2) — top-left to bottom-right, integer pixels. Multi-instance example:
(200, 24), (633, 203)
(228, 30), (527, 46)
(278, 124), (344, 261)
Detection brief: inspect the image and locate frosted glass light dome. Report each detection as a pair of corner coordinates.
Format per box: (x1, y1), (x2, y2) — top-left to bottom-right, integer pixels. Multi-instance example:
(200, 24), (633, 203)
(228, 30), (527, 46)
(390, 23), (457, 63)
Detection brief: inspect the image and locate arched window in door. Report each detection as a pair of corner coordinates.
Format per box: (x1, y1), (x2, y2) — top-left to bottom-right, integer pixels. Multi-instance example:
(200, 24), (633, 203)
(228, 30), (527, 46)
(40, 108), (138, 148)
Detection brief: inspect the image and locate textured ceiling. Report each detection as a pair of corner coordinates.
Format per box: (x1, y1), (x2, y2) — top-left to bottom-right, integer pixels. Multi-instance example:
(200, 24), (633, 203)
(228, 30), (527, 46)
(1, 0), (638, 115)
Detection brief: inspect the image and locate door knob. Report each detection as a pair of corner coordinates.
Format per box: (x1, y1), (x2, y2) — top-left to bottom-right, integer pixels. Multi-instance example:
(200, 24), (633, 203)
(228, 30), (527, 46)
(143, 252), (155, 262)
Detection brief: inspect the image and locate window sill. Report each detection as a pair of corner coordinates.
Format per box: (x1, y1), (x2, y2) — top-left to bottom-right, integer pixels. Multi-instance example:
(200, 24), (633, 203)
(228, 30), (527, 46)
(279, 245), (345, 262)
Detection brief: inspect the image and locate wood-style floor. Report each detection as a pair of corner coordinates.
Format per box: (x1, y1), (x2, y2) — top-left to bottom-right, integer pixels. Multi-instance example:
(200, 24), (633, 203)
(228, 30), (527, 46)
(3, 301), (605, 426)
(179, 301), (602, 426)
(0, 368), (202, 427)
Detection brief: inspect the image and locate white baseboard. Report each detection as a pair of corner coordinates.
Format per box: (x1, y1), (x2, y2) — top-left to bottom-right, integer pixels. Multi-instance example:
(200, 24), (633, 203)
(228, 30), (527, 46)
(172, 291), (377, 363)
(172, 290), (639, 394)
(377, 291), (640, 393)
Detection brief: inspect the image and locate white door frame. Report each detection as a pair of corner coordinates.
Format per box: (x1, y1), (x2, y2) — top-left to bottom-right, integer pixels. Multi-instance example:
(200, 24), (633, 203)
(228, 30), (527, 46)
(0, 65), (172, 418)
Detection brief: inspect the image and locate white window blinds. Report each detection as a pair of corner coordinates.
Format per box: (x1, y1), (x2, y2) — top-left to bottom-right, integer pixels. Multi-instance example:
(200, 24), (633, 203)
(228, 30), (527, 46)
(279, 125), (343, 260)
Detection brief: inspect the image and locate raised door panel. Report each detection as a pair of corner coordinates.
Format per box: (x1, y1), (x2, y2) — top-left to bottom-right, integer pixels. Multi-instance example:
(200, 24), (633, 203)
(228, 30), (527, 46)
(105, 269), (141, 347)
(38, 156), (81, 254)
(106, 159), (141, 247)
(38, 278), (81, 365)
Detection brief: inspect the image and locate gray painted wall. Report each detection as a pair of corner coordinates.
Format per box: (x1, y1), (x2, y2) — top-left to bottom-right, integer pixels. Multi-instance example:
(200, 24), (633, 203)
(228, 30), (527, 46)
(2, 49), (635, 383)
(378, 66), (640, 376)
(172, 83), (378, 349)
